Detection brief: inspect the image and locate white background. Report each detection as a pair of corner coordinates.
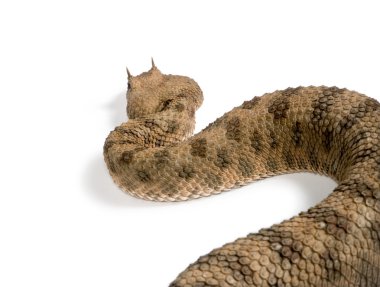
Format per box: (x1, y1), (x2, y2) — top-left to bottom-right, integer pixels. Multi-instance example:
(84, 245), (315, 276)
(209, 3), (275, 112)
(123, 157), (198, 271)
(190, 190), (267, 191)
(1, 1), (379, 286)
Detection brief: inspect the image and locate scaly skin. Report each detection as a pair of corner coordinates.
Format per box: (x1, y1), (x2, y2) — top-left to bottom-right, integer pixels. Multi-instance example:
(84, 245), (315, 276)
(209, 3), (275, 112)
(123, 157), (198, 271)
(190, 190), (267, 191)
(104, 62), (380, 286)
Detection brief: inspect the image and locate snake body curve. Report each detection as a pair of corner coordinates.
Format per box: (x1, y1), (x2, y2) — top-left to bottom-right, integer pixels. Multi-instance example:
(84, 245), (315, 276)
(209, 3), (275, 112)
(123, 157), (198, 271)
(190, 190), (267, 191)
(104, 62), (380, 286)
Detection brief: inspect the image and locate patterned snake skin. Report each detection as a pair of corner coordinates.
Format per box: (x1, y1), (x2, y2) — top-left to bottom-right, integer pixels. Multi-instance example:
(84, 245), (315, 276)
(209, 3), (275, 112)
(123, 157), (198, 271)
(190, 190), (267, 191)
(104, 62), (380, 286)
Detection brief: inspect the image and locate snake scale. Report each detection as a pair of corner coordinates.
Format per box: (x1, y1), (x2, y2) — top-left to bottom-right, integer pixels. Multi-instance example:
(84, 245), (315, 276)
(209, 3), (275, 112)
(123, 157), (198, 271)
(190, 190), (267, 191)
(104, 61), (380, 287)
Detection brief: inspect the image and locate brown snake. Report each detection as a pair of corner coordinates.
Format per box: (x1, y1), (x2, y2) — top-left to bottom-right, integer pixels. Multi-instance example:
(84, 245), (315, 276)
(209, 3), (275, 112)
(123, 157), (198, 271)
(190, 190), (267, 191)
(104, 61), (380, 286)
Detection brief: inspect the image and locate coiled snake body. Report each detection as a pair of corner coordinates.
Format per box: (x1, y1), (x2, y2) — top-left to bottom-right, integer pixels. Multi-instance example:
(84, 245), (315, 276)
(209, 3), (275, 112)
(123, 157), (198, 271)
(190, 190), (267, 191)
(104, 62), (380, 286)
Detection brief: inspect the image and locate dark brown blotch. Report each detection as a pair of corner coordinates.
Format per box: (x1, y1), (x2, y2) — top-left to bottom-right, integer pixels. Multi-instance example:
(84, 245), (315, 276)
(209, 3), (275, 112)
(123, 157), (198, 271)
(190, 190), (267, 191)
(282, 87), (301, 97)
(339, 114), (358, 132)
(205, 173), (224, 189)
(238, 156), (254, 177)
(364, 98), (380, 112)
(253, 88), (296, 126)
(190, 138), (207, 157)
(292, 121), (303, 147)
(215, 148), (232, 169)
(269, 131), (278, 149)
(175, 102), (185, 112)
(307, 143), (319, 167)
(178, 166), (195, 179)
(283, 151), (296, 170)
(121, 150), (134, 164)
(154, 138), (164, 147)
(241, 96), (260, 109)
(154, 149), (169, 158)
(250, 131), (263, 153)
(324, 86), (346, 96)
(268, 97), (290, 120)
(144, 119), (157, 128)
(267, 158), (278, 171)
(322, 130), (334, 151)
(162, 184), (178, 196)
(154, 149), (170, 167)
(310, 87), (340, 129)
(338, 98), (379, 135)
(226, 116), (242, 142)
(137, 170), (150, 182)
(167, 120), (179, 133)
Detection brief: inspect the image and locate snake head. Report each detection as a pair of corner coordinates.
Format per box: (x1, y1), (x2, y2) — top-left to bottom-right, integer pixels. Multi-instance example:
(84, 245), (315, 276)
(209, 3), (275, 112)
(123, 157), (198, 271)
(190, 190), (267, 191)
(126, 60), (203, 119)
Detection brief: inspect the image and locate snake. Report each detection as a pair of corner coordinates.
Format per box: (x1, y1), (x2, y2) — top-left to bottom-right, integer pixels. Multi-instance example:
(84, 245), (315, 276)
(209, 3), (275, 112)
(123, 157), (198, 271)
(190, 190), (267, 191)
(103, 61), (380, 286)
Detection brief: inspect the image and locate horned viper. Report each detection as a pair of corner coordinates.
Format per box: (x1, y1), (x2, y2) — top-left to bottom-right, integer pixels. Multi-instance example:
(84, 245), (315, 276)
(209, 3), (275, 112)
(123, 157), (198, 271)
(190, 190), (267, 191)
(104, 61), (380, 286)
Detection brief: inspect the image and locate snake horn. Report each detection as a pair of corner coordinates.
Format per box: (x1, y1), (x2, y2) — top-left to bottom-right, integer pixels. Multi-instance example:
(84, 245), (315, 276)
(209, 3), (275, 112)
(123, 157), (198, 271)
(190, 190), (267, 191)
(126, 67), (132, 78)
(151, 57), (156, 69)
